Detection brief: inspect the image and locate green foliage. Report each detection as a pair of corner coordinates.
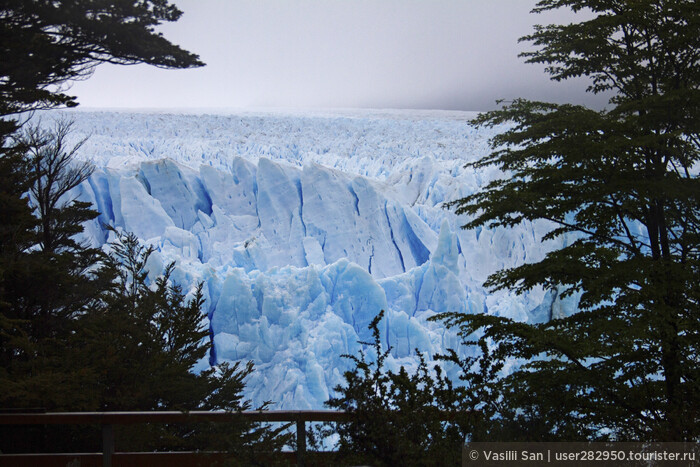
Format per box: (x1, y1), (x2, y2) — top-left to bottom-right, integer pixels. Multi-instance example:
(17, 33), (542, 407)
(83, 230), (212, 412)
(0, 0), (203, 121)
(443, 0), (699, 441)
(325, 311), (473, 466)
(84, 229), (254, 413)
(0, 136), (36, 369)
(76, 230), (291, 456)
(0, 122), (104, 412)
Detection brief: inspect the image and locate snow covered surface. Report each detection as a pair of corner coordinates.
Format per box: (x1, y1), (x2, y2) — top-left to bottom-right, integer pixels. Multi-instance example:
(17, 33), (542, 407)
(50, 108), (577, 409)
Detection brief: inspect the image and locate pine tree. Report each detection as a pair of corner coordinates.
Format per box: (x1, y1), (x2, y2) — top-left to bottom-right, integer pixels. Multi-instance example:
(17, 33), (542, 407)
(442, 0), (699, 441)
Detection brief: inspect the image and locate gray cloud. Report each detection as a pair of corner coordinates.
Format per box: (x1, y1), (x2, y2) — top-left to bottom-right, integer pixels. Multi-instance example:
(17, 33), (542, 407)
(69, 0), (612, 111)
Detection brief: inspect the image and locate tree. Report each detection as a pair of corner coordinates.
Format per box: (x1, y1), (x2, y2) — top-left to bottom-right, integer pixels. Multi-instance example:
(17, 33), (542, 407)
(0, 121), (105, 413)
(0, 0), (205, 412)
(325, 311), (473, 466)
(1, 225), (290, 456)
(0, 132), (38, 396)
(0, 122), (114, 454)
(73, 230), (289, 456)
(0, 0), (204, 370)
(443, 0), (699, 441)
(0, 0), (203, 126)
(0, 0), (289, 458)
(21, 121), (95, 254)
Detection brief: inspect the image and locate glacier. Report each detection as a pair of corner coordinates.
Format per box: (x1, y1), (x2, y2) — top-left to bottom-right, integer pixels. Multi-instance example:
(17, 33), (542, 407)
(49, 108), (576, 409)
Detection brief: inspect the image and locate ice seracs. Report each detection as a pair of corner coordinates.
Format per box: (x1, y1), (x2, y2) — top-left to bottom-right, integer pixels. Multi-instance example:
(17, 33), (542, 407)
(54, 109), (578, 409)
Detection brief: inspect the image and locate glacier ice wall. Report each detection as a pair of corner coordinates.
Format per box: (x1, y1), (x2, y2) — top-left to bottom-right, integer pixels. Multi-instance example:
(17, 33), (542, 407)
(51, 109), (575, 409)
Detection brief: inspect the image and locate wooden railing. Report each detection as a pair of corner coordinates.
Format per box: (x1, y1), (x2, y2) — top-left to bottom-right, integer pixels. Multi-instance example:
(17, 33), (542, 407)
(0, 410), (352, 467)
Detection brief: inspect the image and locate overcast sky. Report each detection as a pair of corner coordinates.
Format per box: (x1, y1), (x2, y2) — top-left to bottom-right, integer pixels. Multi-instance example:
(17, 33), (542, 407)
(69, 0), (611, 112)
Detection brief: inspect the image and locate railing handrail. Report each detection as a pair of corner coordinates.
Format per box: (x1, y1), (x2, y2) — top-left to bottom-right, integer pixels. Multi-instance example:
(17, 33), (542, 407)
(0, 410), (467, 466)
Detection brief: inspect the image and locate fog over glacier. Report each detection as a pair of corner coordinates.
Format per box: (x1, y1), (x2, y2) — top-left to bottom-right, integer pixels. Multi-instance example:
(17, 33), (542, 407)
(53, 109), (579, 409)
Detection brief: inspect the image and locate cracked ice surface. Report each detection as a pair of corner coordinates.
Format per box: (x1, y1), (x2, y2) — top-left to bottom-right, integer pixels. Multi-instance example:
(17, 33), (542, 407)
(49, 108), (575, 409)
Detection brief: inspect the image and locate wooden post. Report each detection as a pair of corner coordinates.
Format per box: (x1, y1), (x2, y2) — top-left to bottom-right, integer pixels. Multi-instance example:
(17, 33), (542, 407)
(102, 424), (114, 467)
(296, 418), (306, 467)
